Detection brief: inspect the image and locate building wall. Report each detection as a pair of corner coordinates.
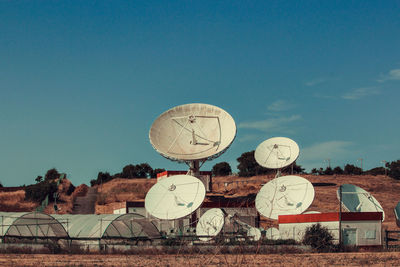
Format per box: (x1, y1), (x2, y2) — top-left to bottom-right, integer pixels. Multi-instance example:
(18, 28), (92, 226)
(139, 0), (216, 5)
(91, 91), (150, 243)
(279, 220), (381, 246)
(279, 221), (339, 243)
(341, 220), (382, 246)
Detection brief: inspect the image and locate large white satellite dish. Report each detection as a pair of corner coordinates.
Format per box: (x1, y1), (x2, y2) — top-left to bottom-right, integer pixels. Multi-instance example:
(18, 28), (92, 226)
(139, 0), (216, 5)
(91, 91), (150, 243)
(255, 175), (315, 220)
(196, 208), (225, 241)
(149, 103), (236, 162)
(337, 184), (385, 221)
(255, 137), (300, 169)
(265, 227), (280, 240)
(145, 175), (206, 220)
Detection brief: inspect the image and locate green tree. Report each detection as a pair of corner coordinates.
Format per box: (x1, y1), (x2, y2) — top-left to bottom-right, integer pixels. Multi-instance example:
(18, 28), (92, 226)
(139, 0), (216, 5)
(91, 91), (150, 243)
(291, 162), (305, 174)
(237, 151), (272, 177)
(364, 167), (385, 176)
(35, 175), (43, 183)
(302, 223), (334, 252)
(332, 166), (344, 175)
(323, 167), (333, 175)
(45, 168), (60, 181)
(212, 162), (232, 176)
(344, 164), (362, 175)
(387, 160), (400, 180)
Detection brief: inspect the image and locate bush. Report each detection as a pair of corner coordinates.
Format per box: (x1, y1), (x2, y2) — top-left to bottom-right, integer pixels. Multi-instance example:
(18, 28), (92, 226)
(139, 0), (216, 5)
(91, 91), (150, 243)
(344, 164), (362, 175)
(387, 160), (400, 180)
(302, 223), (334, 252)
(25, 181), (58, 203)
(212, 162), (232, 176)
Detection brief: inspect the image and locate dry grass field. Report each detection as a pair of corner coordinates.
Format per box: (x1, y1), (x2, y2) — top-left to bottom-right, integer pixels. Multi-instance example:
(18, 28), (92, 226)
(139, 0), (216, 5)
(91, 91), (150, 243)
(1, 252), (400, 266)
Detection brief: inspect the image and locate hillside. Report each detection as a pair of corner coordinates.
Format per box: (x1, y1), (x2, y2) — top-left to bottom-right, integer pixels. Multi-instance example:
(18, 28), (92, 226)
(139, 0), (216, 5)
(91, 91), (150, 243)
(1, 174), (399, 231)
(95, 174), (400, 230)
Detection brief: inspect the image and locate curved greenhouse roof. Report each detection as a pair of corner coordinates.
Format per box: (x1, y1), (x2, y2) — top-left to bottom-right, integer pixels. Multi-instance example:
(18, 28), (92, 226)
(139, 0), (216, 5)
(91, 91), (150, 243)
(0, 212), (68, 238)
(53, 213), (161, 239)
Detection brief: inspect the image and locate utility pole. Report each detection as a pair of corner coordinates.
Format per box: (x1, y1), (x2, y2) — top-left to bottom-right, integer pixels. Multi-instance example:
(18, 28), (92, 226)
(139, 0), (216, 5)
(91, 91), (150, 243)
(358, 158), (363, 172)
(325, 159), (331, 168)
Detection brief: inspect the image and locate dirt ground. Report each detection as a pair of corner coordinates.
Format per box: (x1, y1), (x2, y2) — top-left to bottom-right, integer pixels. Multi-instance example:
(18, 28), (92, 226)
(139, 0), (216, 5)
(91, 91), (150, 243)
(1, 252), (400, 266)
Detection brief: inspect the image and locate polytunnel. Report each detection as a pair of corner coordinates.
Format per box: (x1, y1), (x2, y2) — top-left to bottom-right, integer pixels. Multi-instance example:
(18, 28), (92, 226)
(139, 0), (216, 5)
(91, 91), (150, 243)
(0, 212), (68, 239)
(52, 213), (161, 239)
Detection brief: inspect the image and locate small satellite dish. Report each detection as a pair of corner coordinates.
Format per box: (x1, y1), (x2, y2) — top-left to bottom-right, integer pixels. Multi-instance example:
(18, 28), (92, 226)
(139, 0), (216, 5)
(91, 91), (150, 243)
(196, 208), (225, 241)
(265, 227), (280, 240)
(247, 227), (261, 241)
(145, 175), (206, 220)
(337, 184), (385, 221)
(255, 175), (315, 220)
(255, 137), (300, 169)
(149, 103), (236, 162)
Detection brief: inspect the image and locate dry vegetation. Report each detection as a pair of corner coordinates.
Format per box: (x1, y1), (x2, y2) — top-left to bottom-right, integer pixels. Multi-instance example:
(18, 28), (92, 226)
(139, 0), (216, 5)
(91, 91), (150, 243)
(1, 252), (400, 266)
(95, 178), (156, 213)
(0, 190), (37, 212)
(0, 173), (399, 230)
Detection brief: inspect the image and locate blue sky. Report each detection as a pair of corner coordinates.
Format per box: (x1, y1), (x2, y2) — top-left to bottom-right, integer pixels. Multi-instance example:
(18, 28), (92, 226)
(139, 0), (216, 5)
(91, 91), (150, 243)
(0, 1), (399, 186)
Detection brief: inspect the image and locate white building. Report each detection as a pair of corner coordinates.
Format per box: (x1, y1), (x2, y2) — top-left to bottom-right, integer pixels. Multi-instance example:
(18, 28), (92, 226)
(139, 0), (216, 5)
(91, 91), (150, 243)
(279, 212), (382, 247)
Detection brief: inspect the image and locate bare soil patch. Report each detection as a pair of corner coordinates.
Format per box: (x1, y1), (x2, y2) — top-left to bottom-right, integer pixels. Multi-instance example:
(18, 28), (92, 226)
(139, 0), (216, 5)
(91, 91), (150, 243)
(0, 252), (399, 266)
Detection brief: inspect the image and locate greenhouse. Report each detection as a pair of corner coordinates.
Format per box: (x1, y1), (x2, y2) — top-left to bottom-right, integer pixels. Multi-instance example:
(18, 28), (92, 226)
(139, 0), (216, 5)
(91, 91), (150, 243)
(0, 212), (161, 249)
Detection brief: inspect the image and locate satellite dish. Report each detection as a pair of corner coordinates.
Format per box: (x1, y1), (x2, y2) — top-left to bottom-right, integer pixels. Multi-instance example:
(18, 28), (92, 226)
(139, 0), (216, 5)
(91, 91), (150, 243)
(265, 227), (280, 240)
(149, 103), (236, 162)
(255, 137), (300, 169)
(337, 184), (385, 221)
(247, 227), (262, 241)
(145, 175), (206, 220)
(255, 175), (315, 220)
(196, 208), (225, 241)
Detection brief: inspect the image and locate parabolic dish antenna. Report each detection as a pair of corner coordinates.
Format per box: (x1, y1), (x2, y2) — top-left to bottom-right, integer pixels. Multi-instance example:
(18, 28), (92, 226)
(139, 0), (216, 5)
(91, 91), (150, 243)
(196, 208), (225, 241)
(255, 137), (300, 169)
(337, 184), (385, 221)
(265, 227), (280, 240)
(145, 175), (206, 220)
(255, 175), (315, 220)
(247, 227), (261, 241)
(149, 103), (236, 162)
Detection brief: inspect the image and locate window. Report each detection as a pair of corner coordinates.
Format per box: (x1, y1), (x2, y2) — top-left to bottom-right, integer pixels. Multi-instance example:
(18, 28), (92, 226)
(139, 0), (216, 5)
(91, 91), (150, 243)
(365, 230), (376, 239)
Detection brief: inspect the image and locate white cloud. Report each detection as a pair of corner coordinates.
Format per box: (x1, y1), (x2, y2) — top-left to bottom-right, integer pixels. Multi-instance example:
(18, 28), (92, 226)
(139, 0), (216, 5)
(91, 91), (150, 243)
(238, 115), (301, 132)
(268, 100), (295, 112)
(378, 69), (400, 82)
(305, 77), (327, 86)
(300, 141), (353, 162)
(342, 87), (380, 100)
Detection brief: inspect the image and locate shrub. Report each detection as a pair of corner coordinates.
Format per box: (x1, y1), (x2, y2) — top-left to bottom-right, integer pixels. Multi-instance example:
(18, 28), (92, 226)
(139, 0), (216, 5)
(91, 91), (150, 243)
(302, 223), (334, 252)
(212, 162), (232, 176)
(387, 160), (400, 180)
(25, 181), (57, 203)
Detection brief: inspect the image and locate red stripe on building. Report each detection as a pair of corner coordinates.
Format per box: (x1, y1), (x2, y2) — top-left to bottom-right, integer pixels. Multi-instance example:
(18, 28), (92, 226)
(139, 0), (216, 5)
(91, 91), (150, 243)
(278, 212), (382, 224)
